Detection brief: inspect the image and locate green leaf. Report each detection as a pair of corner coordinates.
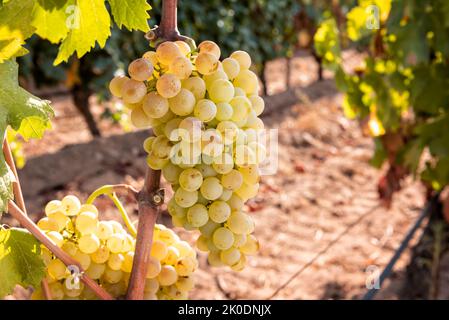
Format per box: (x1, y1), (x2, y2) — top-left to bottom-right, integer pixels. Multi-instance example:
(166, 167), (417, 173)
(0, 0), (35, 62)
(31, 0), (72, 44)
(54, 0), (111, 65)
(0, 60), (53, 212)
(108, 0), (151, 32)
(0, 228), (45, 297)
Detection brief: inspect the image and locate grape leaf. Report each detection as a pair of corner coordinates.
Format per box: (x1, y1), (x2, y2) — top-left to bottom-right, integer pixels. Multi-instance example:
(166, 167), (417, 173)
(54, 0), (111, 65)
(31, 0), (73, 44)
(0, 60), (53, 212)
(108, 0), (151, 32)
(0, 228), (45, 297)
(0, 0), (35, 63)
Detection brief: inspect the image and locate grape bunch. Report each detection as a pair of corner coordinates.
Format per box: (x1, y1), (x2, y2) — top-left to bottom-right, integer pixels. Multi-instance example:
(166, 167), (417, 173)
(109, 40), (264, 270)
(33, 195), (197, 300)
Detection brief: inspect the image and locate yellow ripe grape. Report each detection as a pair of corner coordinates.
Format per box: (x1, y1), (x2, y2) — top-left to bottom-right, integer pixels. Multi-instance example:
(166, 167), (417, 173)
(182, 77), (206, 101)
(199, 219), (220, 238)
(198, 40), (221, 59)
(248, 95), (265, 116)
(200, 177), (223, 200)
(142, 51), (158, 65)
(47, 231), (64, 247)
(212, 227), (234, 250)
(41, 247), (53, 265)
(60, 195), (81, 216)
(226, 211), (252, 235)
(151, 240), (168, 261)
(109, 75), (130, 98)
(45, 200), (62, 216)
(130, 106), (152, 128)
(172, 215), (185, 228)
(121, 79), (147, 104)
(175, 41), (192, 56)
(152, 136), (172, 159)
(215, 102), (233, 121)
(222, 57), (240, 80)
(144, 278), (160, 293)
(169, 56), (193, 79)
(238, 165), (260, 184)
(234, 87), (245, 97)
(174, 241), (194, 258)
(91, 245), (110, 264)
(122, 234), (135, 252)
(233, 233), (247, 248)
(146, 256), (162, 279)
(217, 121), (238, 145)
(174, 187), (198, 208)
(178, 116), (202, 142)
(86, 262), (106, 279)
(221, 169), (243, 191)
(61, 241), (77, 256)
(78, 234), (100, 254)
(75, 211), (98, 235)
(128, 58), (154, 81)
(47, 259), (68, 280)
(157, 109), (175, 123)
(229, 96), (251, 122)
(157, 73), (182, 99)
(146, 152), (169, 170)
(240, 234), (259, 255)
(109, 221), (124, 235)
(227, 194), (245, 211)
(212, 153), (234, 174)
(208, 200), (231, 223)
(201, 129), (224, 157)
(157, 265), (178, 286)
(176, 276), (194, 292)
(233, 69), (259, 95)
(248, 141), (267, 164)
(164, 118), (183, 141)
(235, 182), (259, 201)
(143, 136), (156, 153)
(203, 69), (228, 89)
(175, 257), (196, 276)
(103, 281), (127, 296)
(107, 253), (124, 271)
(156, 41), (182, 65)
(196, 235), (209, 252)
(194, 99), (217, 122)
(37, 217), (59, 232)
(186, 204), (209, 227)
(231, 254), (247, 272)
(195, 52), (219, 75)
(219, 188), (233, 201)
(195, 163), (218, 178)
(73, 250), (91, 270)
(209, 79), (234, 103)
(234, 145), (257, 167)
(157, 227), (178, 245)
(179, 168), (203, 192)
(107, 233), (126, 253)
(96, 221), (113, 240)
(220, 247), (241, 266)
(79, 204), (98, 216)
(143, 292), (158, 300)
(103, 267), (123, 284)
(142, 92), (169, 119)
(168, 88), (195, 116)
(230, 50), (252, 69)
(207, 251), (225, 267)
(48, 282), (65, 300)
(47, 211), (70, 231)
(162, 246), (180, 265)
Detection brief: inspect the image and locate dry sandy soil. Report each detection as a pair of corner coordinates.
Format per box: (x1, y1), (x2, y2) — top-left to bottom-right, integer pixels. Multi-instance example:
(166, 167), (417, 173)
(4, 50), (432, 300)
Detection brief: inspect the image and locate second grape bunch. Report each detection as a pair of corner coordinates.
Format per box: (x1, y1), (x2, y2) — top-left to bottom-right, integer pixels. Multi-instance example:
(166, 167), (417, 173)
(109, 39), (265, 270)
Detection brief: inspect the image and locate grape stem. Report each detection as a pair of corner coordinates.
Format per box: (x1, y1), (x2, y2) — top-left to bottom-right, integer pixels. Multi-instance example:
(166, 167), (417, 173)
(109, 192), (137, 238)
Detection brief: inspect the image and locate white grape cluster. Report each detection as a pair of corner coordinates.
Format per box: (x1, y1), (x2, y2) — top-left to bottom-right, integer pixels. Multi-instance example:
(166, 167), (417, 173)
(109, 40), (264, 270)
(34, 195), (197, 300)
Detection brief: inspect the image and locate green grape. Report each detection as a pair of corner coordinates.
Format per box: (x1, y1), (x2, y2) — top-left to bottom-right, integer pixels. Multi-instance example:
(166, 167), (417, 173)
(157, 74), (182, 98)
(196, 235), (209, 252)
(107, 233), (125, 253)
(142, 92), (169, 119)
(107, 253), (124, 271)
(187, 204), (209, 227)
(231, 254), (247, 272)
(47, 231), (64, 247)
(249, 95), (265, 116)
(167, 198), (187, 218)
(179, 168), (203, 191)
(200, 177), (223, 200)
(75, 211), (98, 235)
(109, 75), (130, 98)
(91, 245), (110, 264)
(248, 141), (267, 164)
(233, 87), (245, 97)
(212, 153), (234, 174)
(209, 79), (234, 103)
(78, 234), (100, 254)
(212, 227), (234, 250)
(220, 247), (241, 266)
(152, 136), (172, 159)
(238, 164), (260, 184)
(182, 77), (206, 100)
(217, 121), (238, 145)
(162, 162), (183, 184)
(176, 276), (195, 292)
(61, 195), (81, 216)
(128, 58), (154, 81)
(198, 40), (221, 59)
(233, 233), (247, 248)
(146, 257), (162, 279)
(172, 215), (185, 227)
(230, 96), (251, 122)
(63, 283), (84, 298)
(151, 240), (168, 261)
(219, 188), (233, 201)
(234, 145), (257, 167)
(203, 70), (228, 89)
(169, 56), (193, 79)
(47, 259), (68, 280)
(215, 102), (233, 121)
(235, 182), (259, 201)
(195, 52), (219, 75)
(156, 41), (182, 65)
(194, 99), (217, 122)
(230, 50), (251, 69)
(157, 265), (178, 286)
(233, 69), (259, 95)
(227, 193), (244, 211)
(222, 58), (240, 80)
(175, 257), (196, 276)
(201, 129), (223, 157)
(178, 117), (202, 143)
(86, 262), (106, 279)
(208, 201), (231, 223)
(195, 163), (218, 178)
(207, 251), (225, 267)
(164, 118), (183, 141)
(240, 234), (259, 255)
(103, 267), (123, 284)
(122, 79), (147, 104)
(146, 152), (169, 170)
(174, 187), (198, 208)
(221, 170), (243, 190)
(226, 211), (252, 235)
